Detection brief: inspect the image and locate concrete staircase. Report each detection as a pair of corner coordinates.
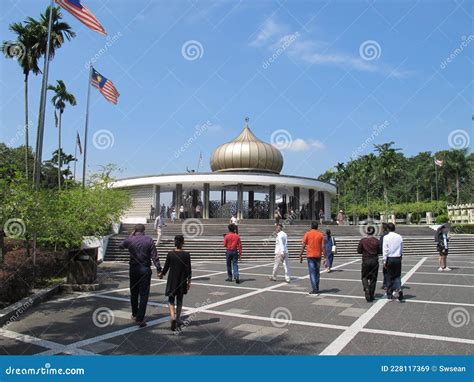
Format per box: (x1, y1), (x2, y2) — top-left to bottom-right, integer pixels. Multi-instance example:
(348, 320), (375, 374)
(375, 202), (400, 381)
(104, 220), (474, 261)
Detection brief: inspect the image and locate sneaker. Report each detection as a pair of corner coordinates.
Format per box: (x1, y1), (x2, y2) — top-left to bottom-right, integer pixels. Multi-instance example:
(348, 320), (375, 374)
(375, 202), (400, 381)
(438, 267), (444, 272)
(225, 278), (233, 282)
(285, 278), (291, 283)
(392, 290), (400, 300)
(269, 276), (277, 281)
(235, 278), (240, 284)
(137, 320), (147, 328)
(308, 290), (320, 295)
(398, 291), (404, 302)
(444, 267), (452, 271)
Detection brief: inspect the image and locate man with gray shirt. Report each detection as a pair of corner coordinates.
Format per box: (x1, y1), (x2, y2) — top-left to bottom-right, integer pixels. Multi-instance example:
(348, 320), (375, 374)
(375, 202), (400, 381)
(383, 223), (403, 302)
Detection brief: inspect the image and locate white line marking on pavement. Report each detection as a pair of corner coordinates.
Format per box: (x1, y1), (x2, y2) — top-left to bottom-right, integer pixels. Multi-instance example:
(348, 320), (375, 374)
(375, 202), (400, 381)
(319, 257), (427, 355)
(0, 328), (96, 355)
(360, 328), (474, 345)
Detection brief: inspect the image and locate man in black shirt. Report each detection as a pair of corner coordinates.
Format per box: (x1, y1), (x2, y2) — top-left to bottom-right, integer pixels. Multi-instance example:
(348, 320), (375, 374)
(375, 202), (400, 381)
(357, 226), (380, 302)
(120, 224), (162, 327)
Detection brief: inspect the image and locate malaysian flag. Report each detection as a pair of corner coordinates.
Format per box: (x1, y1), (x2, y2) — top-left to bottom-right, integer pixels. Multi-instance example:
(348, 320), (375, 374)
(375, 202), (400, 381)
(76, 131), (83, 155)
(55, 0), (107, 36)
(91, 68), (120, 104)
(434, 158), (443, 167)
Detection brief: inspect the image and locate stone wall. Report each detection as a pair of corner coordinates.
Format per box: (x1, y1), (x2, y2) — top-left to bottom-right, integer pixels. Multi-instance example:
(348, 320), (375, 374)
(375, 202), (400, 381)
(448, 204), (474, 224)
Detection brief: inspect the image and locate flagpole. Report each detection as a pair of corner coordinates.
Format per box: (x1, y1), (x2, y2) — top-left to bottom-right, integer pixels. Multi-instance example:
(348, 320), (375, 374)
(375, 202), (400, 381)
(32, 0), (54, 277)
(82, 65), (93, 188)
(33, 0), (54, 190)
(434, 160), (439, 201)
(73, 135), (78, 181)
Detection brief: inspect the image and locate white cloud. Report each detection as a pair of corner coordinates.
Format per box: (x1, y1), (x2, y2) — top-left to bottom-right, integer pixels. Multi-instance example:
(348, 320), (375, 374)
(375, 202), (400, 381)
(249, 18), (286, 47)
(282, 138), (325, 152)
(251, 17), (410, 78)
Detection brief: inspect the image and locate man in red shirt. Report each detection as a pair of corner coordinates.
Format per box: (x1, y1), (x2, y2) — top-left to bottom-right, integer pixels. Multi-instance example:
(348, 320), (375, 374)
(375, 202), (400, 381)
(300, 222), (325, 294)
(223, 224), (242, 284)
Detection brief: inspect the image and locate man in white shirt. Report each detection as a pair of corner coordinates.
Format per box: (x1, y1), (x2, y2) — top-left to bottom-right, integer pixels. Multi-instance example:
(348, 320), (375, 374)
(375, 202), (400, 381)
(154, 214), (166, 245)
(382, 223), (403, 301)
(270, 223), (291, 283)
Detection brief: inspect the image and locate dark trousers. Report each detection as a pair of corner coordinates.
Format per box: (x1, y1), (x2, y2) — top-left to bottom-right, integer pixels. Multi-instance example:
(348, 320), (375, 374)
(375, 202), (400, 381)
(361, 258), (379, 299)
(226, 250), (239, 279)
(129, 265), (152, 321)
(385, 257), (402, 298)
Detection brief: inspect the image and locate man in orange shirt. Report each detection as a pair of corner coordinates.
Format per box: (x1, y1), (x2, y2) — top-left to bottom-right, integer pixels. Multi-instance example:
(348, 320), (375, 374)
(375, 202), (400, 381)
(300, 222), (325, 295)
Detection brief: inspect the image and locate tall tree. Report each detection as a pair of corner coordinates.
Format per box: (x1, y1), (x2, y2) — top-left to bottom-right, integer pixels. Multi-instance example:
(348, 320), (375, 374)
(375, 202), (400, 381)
(374, 141), (402, 207)
(47, 80), (76, 189)
(2, 22), (41, 179)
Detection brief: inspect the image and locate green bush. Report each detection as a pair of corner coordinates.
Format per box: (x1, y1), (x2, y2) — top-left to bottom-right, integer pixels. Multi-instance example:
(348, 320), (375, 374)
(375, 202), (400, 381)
(451, 224), (474, 234)
(435, 214), (449, 224)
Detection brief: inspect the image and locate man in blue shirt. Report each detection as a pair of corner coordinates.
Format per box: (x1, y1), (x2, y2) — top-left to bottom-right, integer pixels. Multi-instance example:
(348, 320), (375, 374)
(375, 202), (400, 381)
(120, 224), (162, 327)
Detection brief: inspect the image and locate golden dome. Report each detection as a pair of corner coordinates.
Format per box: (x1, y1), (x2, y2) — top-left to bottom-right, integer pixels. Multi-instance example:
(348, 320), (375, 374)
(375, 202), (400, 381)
(210, 120), (283, 174)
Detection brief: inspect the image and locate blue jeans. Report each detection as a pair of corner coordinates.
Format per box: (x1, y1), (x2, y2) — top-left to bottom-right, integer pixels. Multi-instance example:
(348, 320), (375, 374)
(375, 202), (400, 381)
(226, 250), (239, 279)
(307, 257), (321, 292)
(325, 252), (333, 268)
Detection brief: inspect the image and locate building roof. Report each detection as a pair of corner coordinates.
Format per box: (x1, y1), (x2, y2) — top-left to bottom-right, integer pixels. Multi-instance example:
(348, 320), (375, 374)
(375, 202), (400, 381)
(210, 122), (283, 174)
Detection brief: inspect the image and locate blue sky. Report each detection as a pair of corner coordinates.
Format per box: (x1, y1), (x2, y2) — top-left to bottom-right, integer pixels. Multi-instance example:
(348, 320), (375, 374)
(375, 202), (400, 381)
(1, 0), (472, 180)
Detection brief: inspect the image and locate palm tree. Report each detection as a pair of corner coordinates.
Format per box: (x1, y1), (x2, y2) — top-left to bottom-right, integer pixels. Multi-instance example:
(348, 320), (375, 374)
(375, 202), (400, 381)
(2, 22), (41, 179)
(27, 6), (76, 61)
(27, 6), (75, 182)
(47, 80), (76, 190)
(374, 142), (401, 206)
(440, 149), (468, 204)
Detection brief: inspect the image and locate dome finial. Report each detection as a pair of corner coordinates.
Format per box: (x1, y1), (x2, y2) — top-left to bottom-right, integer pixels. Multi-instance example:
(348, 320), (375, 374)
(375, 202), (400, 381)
(244, 116), (249, 126)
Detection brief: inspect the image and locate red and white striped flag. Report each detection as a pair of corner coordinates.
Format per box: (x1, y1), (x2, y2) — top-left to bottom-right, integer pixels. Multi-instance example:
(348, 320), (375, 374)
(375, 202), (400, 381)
(55, 0), (107, 36)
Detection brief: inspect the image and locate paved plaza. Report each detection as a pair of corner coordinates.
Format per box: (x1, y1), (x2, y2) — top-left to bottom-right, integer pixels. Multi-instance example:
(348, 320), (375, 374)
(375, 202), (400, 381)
(1, 255), (473, 355)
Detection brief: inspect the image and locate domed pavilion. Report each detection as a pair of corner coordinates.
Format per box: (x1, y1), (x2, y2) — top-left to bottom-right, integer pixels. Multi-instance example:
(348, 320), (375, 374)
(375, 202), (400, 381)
(112, 118), (336, 222)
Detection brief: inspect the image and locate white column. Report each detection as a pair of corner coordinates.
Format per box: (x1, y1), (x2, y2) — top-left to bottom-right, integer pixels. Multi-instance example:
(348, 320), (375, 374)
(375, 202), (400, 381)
(324, 192), (332, 221)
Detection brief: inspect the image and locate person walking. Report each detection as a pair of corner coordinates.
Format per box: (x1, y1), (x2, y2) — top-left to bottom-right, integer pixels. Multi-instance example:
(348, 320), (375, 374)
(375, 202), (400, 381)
(319, 209), (325, 224)
(357, 226), (380, 302)
(274, 208), (282, 225)
(179, 205), (185, 221)
(300, 222), (324, 294)
(436, 224), (451, 271)
(323, 229), (336, 273)
(336, 210), (345, 225)
(270, 223), (291, 283)
(159, 235), (192, 332)
(149, 205), (155, 220)
(195, 204), (202, 219)
(120, 224), (162, 327)
(383, 223), (404, 302)
(171, 207), (177, 224)
(230, 215), (239, 234)
(154, 214), (166, 245)
(224, 224), (242, 284)
(379, 223), (389, 291)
